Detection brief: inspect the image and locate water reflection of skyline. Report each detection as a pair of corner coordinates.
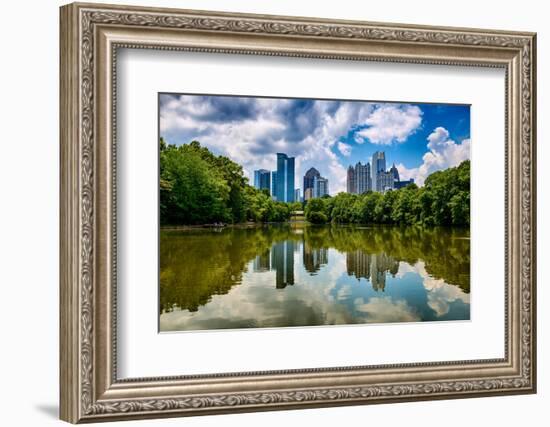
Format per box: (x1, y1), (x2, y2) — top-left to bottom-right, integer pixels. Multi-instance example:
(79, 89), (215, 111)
(346, 251), (399, 292)
(254, 239), (401, 293)
(272, 240), (296, 289)
(303, 242), (328, 275)
(160, 225), (470, 331)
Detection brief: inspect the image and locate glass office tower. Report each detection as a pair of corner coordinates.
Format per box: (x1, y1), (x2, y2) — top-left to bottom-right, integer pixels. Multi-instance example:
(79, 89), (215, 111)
(275, 153), (295, 202)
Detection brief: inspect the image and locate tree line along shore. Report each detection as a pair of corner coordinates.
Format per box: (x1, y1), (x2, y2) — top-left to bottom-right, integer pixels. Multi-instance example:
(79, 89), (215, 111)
(160, 139), (470, 227)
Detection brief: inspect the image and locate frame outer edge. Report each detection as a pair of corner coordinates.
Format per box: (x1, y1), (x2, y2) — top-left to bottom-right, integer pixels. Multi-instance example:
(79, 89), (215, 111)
(529, 33), (537, 393)
(59, 2), (537, 422)
(60, 3), (81, 424)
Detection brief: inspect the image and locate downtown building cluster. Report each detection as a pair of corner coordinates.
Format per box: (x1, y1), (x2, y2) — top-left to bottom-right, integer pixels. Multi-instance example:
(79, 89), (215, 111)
(347, 151), (414, 194)
(253, 153), (329, 202)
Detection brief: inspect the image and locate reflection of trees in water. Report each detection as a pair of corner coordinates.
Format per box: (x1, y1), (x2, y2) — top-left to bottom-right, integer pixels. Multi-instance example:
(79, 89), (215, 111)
(161, 225), (301, 313)
(160, 226), (275, 313)
(346, 251), (399, 292)
(160, 224), (469, 314)
(305, 225), (469, 293)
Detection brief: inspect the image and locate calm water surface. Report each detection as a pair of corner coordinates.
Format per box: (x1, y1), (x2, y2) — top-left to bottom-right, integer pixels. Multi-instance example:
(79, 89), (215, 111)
(160, 224), (470, 331)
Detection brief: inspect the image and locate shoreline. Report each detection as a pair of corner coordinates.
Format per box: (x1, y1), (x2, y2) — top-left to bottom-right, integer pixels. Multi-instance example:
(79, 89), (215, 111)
(160, 222), (470, 231)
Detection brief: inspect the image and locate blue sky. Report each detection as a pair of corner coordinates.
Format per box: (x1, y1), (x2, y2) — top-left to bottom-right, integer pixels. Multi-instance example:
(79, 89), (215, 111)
(160, 93), (470, 193)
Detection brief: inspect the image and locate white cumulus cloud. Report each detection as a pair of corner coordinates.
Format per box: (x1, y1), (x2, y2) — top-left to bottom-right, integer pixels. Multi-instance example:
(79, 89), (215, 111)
(354, 297), (420, 323)
(337, 142), (352, 157)
(353, 104), (423, 145)
(397, 261), (470, 317)
(396, 126), (470, 185)
(160, 94), (376, 194)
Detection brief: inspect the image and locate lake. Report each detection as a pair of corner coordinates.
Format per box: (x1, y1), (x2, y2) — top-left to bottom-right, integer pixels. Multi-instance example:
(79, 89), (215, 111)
(160, 224), (470, 332)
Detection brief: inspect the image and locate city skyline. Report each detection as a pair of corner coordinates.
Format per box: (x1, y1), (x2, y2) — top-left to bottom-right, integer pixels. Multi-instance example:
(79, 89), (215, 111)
(160, 93), (470, 193)
(253, 238), (403, 294)
(255, 154), (329, 201)
(255, 149), (411, 201)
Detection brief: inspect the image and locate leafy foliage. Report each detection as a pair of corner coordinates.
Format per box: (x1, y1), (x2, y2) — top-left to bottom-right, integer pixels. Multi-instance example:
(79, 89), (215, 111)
(308, 211), (328, 224)
(160, 138), (469, 227)
(160, 140), (231, 225)
(304, 161), (470, 226)
(160, 139), (293, 225)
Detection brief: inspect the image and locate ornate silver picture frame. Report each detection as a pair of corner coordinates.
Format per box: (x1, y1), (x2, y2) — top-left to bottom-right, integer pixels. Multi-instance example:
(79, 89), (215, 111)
(60, 2), (536, 423)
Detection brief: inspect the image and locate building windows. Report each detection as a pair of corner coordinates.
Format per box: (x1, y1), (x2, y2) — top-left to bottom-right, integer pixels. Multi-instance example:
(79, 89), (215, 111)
(347, 152), (413, 194)
(275, 153), (295, 202)
(313, 175), (329, 198)
(253, 169), (271, 192)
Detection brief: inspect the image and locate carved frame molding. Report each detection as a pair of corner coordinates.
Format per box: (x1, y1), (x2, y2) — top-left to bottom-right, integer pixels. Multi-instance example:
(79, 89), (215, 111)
(60, 2), (536, 423)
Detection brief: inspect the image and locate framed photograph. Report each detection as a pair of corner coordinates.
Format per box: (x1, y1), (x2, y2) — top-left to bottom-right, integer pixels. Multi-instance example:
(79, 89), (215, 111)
(60, 2), (537, 423)
(158, 93), (472, 332)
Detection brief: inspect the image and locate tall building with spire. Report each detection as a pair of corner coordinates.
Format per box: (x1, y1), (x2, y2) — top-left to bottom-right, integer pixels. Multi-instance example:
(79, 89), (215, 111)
(371, 151), (387, 192)
(379, 170), (395, 192)
(390, 163), (400, 182)
(347, 153), (414, 194)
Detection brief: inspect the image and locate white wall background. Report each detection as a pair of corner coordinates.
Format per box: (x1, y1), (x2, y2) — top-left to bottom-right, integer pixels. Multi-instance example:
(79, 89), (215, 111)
(0, 0), (546, 425)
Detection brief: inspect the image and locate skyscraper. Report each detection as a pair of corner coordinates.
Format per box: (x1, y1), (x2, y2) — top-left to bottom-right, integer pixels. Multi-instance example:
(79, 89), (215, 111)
(346, 165), (356, 194)
(347, 162), (372, 194)
(271, 171), (278, 199)
(355, 161), (371, 194)
(348, 153), (412, 194)
(275, 153), (295, 202)
(372, 151), (387, 192)
(303, 167), (320, 201)
(313, 175), (329, 198)
(389, 163), (400, 182)
(253, 169), (271, 191)
(295, 188), (301, 203)
(379, 170), (395, 193)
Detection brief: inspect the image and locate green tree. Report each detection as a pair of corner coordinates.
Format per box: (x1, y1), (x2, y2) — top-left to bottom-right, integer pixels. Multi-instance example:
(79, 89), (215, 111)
(449, 191), (470, 225)
(160, 142), (231, 224)
(308, 211), (328, 224)
(374, 190), (398, 223)
(330, 193), (357, 223)
(304, 197), (327, 222)
(159, 137), (470, 227)
(424, 160), (470, 226)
